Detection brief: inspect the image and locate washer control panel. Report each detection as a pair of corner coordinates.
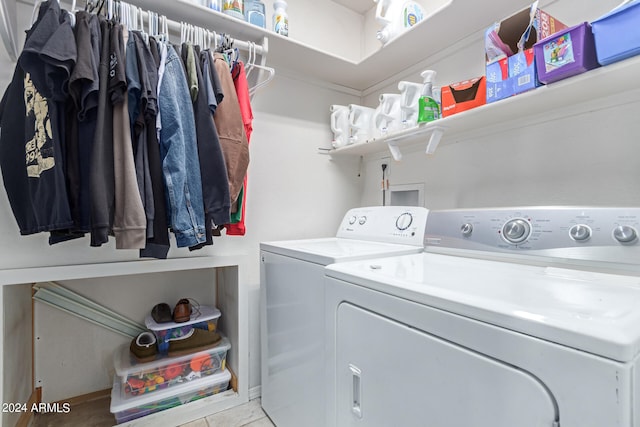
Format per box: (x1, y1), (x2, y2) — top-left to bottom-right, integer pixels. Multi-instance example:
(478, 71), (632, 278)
(425, 207), (640, 265)
(336, 206), (428, 246)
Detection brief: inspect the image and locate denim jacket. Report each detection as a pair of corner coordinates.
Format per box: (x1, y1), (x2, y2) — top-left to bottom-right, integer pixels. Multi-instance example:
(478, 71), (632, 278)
(158, 44), (206, 248)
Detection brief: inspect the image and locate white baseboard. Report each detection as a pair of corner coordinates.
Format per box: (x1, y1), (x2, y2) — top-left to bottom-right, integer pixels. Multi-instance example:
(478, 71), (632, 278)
(249, 385), (262, 401)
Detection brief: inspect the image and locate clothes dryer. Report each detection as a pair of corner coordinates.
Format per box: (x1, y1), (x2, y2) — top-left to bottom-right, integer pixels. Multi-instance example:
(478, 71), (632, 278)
(325, 207), (640, 427)
(260, 206), (428, 427)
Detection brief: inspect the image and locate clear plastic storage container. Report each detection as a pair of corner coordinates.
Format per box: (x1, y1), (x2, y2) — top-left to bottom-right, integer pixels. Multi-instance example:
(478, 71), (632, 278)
(114, 336), (231, 398)
(110, 369), (231, 424)
(145, 305), (221, 354)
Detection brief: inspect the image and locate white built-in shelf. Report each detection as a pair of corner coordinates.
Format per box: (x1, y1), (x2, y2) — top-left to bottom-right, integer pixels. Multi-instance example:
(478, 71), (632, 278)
(0, 256), (238, 285)
(127, 0), (534, 91)
(328, 55), (640, 160)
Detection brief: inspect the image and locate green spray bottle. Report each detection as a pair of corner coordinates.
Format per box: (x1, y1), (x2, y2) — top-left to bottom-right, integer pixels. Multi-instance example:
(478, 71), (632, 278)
(417, 70), (440, 123)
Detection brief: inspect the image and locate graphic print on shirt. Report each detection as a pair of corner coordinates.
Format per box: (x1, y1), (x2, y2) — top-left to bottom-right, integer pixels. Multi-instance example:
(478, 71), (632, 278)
(24, 73), (55, 178)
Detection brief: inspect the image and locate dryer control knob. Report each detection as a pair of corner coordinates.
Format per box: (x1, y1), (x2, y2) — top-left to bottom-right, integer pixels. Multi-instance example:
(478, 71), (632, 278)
(348, 215), (357, 225)
(358, 216), (367, 225)
(396, 213), (413, 230)
(569, 224), (591, 242)
(613, 225), (637, 243)
(502, 218), (530, 244)
(460, 223), (473, 237)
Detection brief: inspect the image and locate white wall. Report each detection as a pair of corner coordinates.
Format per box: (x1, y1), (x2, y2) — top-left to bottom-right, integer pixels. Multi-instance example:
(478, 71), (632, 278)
(358, 0), (639, 210)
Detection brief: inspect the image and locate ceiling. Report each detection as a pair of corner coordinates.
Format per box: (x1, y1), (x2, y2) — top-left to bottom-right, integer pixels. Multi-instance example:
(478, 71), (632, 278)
(332, 0), (374, 15)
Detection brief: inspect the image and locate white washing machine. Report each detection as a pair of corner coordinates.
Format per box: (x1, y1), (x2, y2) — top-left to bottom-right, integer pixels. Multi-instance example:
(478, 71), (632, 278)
(260, 206), (429, 427)
(325, 207), (640, 427)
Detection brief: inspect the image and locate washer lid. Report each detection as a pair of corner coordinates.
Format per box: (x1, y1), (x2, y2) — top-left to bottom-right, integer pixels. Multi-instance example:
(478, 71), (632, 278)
(326, 252), (640, 362)
(260, 237), (423, 265)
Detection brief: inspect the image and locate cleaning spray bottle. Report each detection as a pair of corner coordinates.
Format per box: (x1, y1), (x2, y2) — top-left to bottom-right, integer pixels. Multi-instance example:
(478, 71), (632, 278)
(417, 70), (440, 123)
(374, 0), (424, 45)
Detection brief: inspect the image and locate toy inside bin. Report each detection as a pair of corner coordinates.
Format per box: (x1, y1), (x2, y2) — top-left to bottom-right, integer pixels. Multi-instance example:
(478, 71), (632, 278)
(145, 305), (221, 354)
(114, 335), (231, 398)
(110, 370), (231, 424)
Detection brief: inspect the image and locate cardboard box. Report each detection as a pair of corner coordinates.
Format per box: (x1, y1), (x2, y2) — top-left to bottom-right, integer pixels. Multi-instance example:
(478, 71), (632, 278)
(485, 3), (567, 98)
(486, 57), (512, 103)
(441, 77), (486, 117)
(485, 4), (567, 64)
(509, 48), (538, 94)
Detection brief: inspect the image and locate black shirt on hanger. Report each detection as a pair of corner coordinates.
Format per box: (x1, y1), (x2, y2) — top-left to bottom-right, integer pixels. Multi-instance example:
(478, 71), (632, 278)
(0, 0), (75, 236)
(89, 15), (115, 246)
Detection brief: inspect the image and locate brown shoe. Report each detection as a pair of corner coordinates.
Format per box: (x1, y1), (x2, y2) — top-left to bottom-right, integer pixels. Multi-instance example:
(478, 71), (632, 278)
(173, 299), (191, 323)
(130, 331), (158, 363)
(167, 329), (222, 357)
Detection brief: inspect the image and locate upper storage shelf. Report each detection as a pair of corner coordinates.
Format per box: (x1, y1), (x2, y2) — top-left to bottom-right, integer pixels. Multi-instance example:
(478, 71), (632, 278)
(126, 0), (535, 91)
(327, 54), (640, 159)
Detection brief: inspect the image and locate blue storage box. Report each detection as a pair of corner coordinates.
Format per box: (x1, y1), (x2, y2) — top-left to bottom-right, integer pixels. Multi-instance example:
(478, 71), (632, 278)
(592, 0), (640, 65)
(509, 48), (539, 94)
(486, 58), (513, 103)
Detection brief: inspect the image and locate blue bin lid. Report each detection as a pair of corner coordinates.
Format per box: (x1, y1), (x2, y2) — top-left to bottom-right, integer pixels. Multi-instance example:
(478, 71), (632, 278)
(593, 0), (640, 24)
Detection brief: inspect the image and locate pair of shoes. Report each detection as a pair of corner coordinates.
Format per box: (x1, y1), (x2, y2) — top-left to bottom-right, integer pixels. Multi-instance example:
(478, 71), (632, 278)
(167, 328), (222, 357)
(130, 331), (158, 363)
(151, 298), (200, 324)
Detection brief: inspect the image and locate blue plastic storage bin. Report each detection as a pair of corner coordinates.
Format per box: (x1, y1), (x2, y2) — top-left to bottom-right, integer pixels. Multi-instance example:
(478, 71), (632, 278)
(591, 0), (640, 65)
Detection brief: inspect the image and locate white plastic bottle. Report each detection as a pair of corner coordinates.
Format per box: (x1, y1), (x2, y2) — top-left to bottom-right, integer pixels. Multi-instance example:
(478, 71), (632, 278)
(273, 0), (289, 37)
(374, 0), (424, 45)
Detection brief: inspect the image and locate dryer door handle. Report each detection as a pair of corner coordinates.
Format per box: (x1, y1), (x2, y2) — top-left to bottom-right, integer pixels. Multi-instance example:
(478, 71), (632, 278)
(349, 364), (363, 419)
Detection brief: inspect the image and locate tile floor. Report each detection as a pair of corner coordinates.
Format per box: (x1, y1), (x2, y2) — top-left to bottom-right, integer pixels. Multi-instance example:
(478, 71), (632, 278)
(32, 396), (274, 427)
(180, 398), (275, 427)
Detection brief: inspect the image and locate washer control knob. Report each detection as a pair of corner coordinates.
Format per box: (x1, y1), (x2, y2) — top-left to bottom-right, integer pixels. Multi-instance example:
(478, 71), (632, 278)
(348, 215), (357, 225)
(613, 225), (638, 243)
(569, 224), (592, 242)
(502, 218), (531, 244)
(396, 213), (413, 230)
(460, 223), (473, 237)
(358, 216), (367, 225)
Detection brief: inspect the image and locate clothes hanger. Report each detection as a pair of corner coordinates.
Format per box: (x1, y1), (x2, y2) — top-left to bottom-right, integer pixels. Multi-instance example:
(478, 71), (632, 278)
(245, 41), (255, 78)
(161, 15), (168, 43)
(247, 41), (275, 95)
(30, 0), (55, 25)
(139, 7), (149, 44)
(67, 0), (76, 28)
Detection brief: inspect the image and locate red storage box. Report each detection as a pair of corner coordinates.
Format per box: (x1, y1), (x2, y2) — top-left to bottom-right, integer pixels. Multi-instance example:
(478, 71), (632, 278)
(441, 77), (486, 117)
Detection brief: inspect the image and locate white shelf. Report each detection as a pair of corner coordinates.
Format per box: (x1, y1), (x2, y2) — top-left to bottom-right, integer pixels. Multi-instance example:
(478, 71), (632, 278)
(0, 256), (239, 285)
(126, 0), (534, 91)
(328, 55), (640, 159)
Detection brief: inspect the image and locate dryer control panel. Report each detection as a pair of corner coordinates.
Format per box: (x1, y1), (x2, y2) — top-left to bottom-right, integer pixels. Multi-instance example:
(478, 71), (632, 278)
(424, 207), (640, 267)
(336, 206), (428, 247)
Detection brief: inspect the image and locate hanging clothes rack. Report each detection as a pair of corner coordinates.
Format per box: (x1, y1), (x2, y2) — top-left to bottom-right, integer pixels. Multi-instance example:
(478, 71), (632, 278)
(84, 0), (268, 57)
